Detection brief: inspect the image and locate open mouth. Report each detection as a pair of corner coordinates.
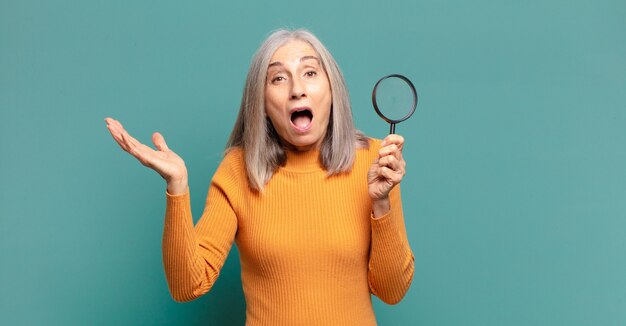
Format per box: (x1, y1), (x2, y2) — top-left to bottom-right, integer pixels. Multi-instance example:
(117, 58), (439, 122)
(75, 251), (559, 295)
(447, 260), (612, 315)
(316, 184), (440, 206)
(290, 107), (313, 129)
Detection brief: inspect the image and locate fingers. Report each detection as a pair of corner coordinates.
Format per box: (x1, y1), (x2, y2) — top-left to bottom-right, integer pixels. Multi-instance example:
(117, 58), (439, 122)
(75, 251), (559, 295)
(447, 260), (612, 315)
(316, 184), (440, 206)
(373, 157), (405, 181)
(378, 143), (403, 160)
(377, 165), (404, 183)
(374, 135), (406, 158)
(106, 118), (168, 152)
(105, 117), (127, 142)
(152, 132), (170, 152)
(105, 118), (155, 164)
(377, 154), (406, 173)
(105, 118), (190, 184)
(106, 118), (136, 152)
(105, 118), (129, 150)
(375, 134), (407, 182)
(381, 134), (404, 151)
(380, 134), (404, 157)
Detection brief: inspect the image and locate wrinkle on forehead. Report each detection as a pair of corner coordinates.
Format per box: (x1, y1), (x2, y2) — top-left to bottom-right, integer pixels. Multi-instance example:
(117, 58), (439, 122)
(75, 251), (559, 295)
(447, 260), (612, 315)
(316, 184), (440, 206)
(268, 40), (320, 68)
(268, 55), (320, 68)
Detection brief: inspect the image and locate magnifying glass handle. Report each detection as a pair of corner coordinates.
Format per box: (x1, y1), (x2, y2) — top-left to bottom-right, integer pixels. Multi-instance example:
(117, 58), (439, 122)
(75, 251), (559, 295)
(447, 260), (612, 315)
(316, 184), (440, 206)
(389, 123), (396, 135)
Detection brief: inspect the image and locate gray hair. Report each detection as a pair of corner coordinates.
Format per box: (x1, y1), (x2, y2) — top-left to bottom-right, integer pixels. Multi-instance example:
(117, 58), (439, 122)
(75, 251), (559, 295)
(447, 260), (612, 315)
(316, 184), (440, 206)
(226, 28), (369, 191)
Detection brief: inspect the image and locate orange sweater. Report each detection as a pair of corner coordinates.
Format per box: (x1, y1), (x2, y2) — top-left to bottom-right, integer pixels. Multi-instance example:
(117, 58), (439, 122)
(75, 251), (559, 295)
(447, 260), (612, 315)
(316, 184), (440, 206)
(163, 138), (414, 325)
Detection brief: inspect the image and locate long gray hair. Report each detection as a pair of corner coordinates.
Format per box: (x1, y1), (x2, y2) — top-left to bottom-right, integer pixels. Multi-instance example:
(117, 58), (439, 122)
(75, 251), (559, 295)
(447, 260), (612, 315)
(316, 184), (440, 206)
(227, 29), (368, 191)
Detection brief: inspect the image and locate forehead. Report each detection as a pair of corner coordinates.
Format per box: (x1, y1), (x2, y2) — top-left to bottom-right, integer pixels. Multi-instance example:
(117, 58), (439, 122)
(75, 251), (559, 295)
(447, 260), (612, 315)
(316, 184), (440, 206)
(270, 40), (319, 63)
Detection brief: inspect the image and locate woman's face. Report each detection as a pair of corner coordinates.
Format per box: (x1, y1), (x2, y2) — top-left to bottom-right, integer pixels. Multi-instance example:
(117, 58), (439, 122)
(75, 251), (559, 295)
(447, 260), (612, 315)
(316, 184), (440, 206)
(264, 40), (332, 151)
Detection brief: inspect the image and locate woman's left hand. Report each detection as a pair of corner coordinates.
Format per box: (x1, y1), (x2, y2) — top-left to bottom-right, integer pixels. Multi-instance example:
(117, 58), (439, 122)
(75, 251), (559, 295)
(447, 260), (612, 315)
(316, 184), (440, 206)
(368, 134), (406, 202)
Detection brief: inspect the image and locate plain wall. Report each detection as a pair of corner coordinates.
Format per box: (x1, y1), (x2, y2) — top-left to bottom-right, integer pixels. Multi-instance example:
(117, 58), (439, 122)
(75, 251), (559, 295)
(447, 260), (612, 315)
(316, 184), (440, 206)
(1, 0), (625, 324)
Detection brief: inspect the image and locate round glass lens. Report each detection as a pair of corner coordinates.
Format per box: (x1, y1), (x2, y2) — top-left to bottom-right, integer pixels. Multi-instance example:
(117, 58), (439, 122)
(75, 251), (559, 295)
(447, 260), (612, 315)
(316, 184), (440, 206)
(374, 76), (416, 122)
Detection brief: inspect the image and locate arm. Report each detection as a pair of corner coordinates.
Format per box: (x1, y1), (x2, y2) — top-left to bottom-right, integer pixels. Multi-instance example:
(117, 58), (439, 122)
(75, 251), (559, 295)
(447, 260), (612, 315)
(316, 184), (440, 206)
(105, 118), (237, 302)
(367, 185), (415, 304)
(367, 135), (415, 304)
(162, 175), (238, 302)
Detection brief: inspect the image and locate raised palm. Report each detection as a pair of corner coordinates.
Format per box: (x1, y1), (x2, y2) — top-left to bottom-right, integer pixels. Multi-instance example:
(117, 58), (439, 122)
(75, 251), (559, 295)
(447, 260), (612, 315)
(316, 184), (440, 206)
(105, 118), (188, 193)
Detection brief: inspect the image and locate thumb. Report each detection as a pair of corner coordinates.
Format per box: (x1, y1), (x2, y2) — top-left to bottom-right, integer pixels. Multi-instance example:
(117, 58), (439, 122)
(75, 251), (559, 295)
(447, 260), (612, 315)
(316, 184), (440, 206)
(152, 132), (170, 152)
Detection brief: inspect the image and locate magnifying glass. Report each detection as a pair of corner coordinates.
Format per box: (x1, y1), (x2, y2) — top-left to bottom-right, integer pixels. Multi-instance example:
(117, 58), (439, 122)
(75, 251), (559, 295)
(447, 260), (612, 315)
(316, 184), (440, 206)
(372, 74), (418, 134)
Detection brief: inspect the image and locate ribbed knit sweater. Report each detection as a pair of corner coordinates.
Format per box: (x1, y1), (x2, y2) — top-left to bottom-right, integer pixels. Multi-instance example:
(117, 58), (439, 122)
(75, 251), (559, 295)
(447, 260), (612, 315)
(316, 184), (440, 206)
(163, 138), (414, 325)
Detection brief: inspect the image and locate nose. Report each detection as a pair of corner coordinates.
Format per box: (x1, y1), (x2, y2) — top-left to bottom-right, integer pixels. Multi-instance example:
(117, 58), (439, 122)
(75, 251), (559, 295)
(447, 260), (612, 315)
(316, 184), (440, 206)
(290, 78), (306, 100)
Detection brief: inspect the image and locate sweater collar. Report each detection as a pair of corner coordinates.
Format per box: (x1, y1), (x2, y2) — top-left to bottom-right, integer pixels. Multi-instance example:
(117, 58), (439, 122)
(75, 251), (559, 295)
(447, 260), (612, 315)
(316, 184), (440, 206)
(282, 149), (323, 172)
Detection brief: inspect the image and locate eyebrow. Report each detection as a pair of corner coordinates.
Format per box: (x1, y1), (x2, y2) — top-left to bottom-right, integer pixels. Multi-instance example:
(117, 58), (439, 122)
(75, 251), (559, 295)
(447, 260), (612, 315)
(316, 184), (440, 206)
(268, 55), (321, 68)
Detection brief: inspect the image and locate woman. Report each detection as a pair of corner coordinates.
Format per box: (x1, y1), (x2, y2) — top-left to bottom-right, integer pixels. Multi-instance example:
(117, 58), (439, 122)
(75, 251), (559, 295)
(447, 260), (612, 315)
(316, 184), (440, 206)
(106, 29), (414, 325)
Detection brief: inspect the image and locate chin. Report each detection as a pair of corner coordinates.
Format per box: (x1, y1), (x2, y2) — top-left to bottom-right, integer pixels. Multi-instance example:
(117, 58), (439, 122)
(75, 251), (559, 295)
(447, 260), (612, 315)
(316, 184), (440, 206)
(290, 137), (321, 151)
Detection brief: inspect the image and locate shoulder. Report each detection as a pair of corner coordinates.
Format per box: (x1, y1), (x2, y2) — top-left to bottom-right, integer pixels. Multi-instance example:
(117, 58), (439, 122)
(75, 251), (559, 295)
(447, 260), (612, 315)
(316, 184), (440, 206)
(223, 146), (245, 166)
(366, 137), (383, 149)
(360, 137), (383, 154)
(354, 137), (382, 166)
(213, 147), (247, 185)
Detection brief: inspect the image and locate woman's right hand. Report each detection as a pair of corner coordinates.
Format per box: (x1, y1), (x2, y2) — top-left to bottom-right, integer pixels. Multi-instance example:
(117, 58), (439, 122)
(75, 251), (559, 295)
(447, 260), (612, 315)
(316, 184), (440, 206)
(105, 117), (188, 195)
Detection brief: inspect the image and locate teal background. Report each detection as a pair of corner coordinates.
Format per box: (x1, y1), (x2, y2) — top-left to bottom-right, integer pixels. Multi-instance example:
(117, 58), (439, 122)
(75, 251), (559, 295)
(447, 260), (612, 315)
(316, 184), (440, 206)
(2, 0), (625, 324)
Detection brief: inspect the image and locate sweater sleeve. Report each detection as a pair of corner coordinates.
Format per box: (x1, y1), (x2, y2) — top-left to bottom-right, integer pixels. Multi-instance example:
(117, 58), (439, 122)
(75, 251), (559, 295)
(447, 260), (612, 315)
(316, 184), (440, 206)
(367, 184), (415, 304)
(162, 153), (240, 302)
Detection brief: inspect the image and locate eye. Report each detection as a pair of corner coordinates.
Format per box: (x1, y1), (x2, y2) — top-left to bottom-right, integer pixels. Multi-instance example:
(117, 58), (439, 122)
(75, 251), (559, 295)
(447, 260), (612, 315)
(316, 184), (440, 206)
(270, 76), (286, 84)
(304, 70), (317, 78)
